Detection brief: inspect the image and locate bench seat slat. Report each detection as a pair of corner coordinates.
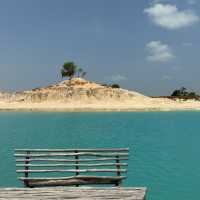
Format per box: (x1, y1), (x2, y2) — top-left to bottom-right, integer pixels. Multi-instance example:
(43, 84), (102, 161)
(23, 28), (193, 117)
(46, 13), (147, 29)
(14, 153), (128, 157)
(17, 169), (127, 173)
(16, 163), (128, 167)
(15, 148), (129, 152)
(19, 175), (126, 180)
(18, 176), (126, 187)
(16, 157), (128, 162)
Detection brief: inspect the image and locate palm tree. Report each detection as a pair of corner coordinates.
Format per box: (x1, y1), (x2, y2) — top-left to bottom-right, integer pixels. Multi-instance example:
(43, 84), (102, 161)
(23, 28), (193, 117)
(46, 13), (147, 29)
(61, 62), (77, 80)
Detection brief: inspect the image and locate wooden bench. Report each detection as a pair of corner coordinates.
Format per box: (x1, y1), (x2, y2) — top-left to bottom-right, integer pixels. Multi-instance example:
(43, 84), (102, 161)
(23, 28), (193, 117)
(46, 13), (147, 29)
(14, 148), (129, 188)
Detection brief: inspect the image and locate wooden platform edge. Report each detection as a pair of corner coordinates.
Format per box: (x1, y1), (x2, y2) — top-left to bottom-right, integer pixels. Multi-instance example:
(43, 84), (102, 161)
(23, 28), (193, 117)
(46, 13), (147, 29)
(0, 187), (147, 200)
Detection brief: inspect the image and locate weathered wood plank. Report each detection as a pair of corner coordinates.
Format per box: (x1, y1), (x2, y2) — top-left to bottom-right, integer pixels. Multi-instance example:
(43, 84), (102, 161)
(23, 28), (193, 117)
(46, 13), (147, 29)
(16, 163), (128, 167)
(19, 175), (126, 180)
(17, 176), (126, 188)
(16, 169), (127, 173)
(0, 187), (147, 200)
(14, 152), (129, 157)
(16, 157), (128, 162)
(21, 177), (124, 187)
(15, 148), (129, 152)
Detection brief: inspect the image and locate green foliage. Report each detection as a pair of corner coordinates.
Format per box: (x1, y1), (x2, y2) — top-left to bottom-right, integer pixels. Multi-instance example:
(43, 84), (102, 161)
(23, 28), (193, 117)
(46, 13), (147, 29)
(171, 90), (181, 97)
(61, 62), (77, 80)
(188, 92), (197, 97)
(101, 83), (120, 88)
(111, 84), (120, 88)
(171, 87), (188, 97)
(171, 87), (198, 99)
(61, 62), (87, 80)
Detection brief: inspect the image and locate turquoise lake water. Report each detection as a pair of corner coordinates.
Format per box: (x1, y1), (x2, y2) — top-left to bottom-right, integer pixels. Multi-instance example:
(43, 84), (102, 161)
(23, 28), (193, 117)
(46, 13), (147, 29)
(0, 112), (200, 199)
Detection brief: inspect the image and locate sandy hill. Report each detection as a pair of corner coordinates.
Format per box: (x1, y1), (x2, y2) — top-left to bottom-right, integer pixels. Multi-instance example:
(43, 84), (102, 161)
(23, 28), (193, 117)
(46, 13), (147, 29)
(0, 78), (200, 111)
(5, 78), (150, 103)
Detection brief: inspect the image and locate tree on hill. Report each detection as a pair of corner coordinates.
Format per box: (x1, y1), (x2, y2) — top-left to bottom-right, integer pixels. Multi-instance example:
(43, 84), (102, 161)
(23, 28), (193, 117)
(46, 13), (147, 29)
(171, 87), (198, 99)
(61, 62), (87, 80)
(171, 87), (188, 97)
(61, 62), (77, 80)
(179, 87), (188, 96)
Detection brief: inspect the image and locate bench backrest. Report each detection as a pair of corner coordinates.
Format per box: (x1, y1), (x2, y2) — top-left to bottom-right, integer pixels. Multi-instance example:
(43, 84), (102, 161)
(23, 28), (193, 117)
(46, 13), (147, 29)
(15, 148), (129, 187)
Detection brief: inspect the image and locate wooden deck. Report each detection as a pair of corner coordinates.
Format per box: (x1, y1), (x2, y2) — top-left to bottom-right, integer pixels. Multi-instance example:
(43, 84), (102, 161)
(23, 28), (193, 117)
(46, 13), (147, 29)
(0, 187), (147, 200)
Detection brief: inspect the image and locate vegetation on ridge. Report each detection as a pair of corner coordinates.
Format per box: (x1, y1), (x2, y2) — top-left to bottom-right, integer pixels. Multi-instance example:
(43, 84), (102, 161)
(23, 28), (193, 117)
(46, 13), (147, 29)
(60, 61), (120, 89)
(151, 87), (200, 100)
(171, 87), (199, 99)
(61, 61), (86, 80)
(101, 83), (121, 88)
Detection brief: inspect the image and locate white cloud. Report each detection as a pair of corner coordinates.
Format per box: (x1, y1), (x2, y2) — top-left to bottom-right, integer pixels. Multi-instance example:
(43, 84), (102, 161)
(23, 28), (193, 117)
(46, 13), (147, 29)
(146, 40), (175, 62)
(108, 75), (127, 82)
(144, 3), (199, 30)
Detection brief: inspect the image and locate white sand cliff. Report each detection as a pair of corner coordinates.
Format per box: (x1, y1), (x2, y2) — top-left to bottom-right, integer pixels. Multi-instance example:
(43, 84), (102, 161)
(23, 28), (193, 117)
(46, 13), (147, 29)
(0, 78), (200, 111)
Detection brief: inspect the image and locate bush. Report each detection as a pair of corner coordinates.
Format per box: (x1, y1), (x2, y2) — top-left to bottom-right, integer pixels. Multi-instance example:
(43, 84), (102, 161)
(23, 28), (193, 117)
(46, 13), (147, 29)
(101, 83), (109, 87)
(188, 92), (196, 97)
(111, 84), (120, 88)
(171, 87), (199, 99)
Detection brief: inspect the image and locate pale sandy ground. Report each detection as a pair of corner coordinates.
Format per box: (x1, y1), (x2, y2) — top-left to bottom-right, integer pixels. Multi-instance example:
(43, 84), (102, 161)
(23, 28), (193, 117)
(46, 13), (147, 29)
(1, 78), (200, 112)
(1, 98), (200, 112)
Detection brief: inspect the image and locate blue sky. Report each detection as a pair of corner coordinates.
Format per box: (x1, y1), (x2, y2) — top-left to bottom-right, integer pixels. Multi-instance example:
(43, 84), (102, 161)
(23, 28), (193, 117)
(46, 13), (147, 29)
(0, 0), (199, 95)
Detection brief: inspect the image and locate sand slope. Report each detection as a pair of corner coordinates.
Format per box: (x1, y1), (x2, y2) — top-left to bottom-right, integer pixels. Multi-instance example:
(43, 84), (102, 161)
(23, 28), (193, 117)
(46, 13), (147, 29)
(0, 78), (200, 111)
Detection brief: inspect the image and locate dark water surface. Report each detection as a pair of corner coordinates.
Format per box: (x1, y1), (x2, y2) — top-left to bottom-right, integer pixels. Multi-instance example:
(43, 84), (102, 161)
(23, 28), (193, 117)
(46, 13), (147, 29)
(0, 111), (200, 200)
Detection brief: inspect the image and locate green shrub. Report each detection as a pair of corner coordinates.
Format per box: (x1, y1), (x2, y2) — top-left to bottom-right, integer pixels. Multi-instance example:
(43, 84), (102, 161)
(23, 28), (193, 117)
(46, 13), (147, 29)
(111, 84), (120, 88)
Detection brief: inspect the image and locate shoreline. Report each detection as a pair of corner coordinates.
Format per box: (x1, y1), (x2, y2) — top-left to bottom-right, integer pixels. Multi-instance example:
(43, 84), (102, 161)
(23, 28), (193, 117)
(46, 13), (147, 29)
(0, 104), (200, 112)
